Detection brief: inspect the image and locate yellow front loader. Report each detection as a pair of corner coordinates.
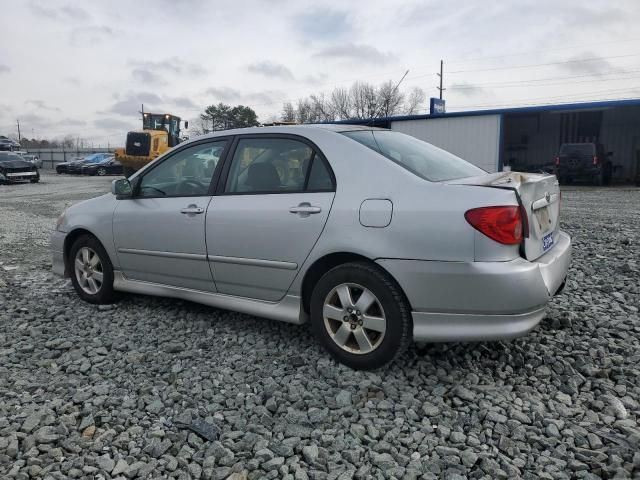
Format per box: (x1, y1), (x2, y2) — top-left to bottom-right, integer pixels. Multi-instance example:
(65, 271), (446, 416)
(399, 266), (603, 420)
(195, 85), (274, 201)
(115, 112), (187, 177)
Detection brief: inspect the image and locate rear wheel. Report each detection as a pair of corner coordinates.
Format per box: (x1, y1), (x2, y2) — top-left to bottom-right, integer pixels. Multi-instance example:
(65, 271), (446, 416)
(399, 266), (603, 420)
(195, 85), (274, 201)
(602, 162), (613, 185)
(69, 235), (115, 304)
(310, 262), (411, 370)
(30, 175), (40, 183)
(593, 172), (603, 186)
(97, 167), (107, 176)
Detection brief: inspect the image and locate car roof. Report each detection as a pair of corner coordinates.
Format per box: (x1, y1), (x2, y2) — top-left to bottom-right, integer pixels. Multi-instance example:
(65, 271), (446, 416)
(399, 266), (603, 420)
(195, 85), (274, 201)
(195, 123), (385, 141)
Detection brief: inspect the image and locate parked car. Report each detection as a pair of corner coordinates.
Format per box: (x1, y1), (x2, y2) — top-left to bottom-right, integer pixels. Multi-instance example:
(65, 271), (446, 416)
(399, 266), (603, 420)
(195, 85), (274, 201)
(22, 154), (43, 169)
(555, 142), (613, 185)
(13, 152), (43, 168)
(56, 153), (112, 174)
(0, 136), (20, 151)
(51, 125), (571, 369)
(81, 157), (123, 176)
(0, 152), (40, 183)
(66, 154), (113, 174)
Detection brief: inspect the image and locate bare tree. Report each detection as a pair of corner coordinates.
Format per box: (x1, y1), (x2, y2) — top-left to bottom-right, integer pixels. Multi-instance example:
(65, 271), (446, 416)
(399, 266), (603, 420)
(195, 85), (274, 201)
(330, 87), (351, 119)
(376, 80), (405, 118)
(282, 80), (427, 123)
(404, 87), (426, 114)
(281, 102), (296, 122)
(61, 135), (75, 149)
(309, 93), (335, 122)
(296, 99), (313, 124)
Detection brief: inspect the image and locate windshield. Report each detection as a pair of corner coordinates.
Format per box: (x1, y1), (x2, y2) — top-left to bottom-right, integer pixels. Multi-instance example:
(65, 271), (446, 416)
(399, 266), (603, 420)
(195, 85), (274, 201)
(0, 153), (23, 163)
(559, 144), (595, 156)
(342, 130), (486, 182)
(143, 114), (179, 135)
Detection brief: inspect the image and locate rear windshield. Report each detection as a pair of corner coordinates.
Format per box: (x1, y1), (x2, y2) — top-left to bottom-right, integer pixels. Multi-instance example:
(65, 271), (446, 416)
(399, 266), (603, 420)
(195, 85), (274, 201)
(559, 144), (595, 155)
(342, 130), (485, 182)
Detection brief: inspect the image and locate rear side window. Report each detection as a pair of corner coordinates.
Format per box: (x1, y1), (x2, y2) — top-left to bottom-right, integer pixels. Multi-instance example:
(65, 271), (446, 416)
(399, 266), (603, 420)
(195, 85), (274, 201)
(224, 137), (334, 193)
(342, 130), (485, 182)
(306, 156), (334, 190)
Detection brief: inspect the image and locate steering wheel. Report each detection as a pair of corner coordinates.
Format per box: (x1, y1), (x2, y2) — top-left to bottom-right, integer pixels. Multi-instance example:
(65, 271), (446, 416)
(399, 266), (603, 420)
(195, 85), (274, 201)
(180, 179), (206, 194)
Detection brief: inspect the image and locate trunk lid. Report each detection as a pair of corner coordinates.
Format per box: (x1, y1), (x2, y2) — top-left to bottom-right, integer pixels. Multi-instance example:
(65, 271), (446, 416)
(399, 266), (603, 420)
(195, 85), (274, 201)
(447, 171), (561, 261)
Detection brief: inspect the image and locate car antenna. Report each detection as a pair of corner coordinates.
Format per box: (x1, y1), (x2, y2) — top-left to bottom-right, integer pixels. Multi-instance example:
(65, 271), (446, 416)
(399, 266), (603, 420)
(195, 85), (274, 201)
(366, 69), (409, 127)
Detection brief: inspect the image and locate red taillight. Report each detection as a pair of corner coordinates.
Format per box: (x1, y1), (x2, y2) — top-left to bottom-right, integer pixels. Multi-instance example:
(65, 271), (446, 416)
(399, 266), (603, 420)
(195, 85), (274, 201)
(465, 206), (523, 245)
(555, 156), (560, 166)
(593, 155), (599, 165)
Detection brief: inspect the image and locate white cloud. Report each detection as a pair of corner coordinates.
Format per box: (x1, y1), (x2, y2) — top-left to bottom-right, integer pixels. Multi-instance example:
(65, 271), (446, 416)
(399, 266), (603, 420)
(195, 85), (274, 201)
(2, 0), (639, 143)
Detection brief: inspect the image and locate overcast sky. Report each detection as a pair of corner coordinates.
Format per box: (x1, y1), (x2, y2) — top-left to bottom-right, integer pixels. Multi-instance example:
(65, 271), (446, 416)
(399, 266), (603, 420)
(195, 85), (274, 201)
(1, 0), (639, 145)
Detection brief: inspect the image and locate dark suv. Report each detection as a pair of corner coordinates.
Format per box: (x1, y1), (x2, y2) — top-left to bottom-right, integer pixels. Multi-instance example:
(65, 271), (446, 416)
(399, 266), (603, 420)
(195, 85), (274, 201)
(555, 143), (613, 185)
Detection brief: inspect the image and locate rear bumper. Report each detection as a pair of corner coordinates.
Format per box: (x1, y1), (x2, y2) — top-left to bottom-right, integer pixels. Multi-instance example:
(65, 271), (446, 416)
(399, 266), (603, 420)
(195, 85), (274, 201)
(556, 166), (601, 177)
(377, 231), (571, 342)
(50, 230), (67, 277)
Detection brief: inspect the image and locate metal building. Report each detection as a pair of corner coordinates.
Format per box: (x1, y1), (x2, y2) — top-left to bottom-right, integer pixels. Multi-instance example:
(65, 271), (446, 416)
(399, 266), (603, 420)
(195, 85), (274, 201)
(337, 99), (640, 182)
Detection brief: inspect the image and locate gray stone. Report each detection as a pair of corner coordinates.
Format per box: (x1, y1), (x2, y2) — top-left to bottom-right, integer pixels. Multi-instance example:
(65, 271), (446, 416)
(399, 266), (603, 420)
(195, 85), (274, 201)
(302, 445), (319, 464)
(96, 454), (115, 472)
(336, 390), (352, 407)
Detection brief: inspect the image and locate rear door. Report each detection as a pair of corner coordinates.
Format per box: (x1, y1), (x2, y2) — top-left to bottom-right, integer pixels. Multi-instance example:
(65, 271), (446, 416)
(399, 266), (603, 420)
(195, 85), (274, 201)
(206, 135), (336, 301)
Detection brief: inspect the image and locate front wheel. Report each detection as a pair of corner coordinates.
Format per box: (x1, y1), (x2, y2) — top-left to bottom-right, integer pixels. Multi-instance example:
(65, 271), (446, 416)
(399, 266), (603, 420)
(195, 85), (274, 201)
(69, 235), (115, 304)
(310, 262), (412, 370)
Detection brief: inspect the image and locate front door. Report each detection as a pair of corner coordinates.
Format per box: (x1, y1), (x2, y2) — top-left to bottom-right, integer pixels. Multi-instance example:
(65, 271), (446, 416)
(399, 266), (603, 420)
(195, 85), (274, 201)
(207, 136), (336, 301)
(113, 139), (229, 291)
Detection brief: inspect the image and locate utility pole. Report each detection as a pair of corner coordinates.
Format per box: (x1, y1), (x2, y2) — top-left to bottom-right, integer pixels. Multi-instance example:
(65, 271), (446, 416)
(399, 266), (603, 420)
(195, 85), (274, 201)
(437, 60), (445, 100)
(16, 119), (21, 142)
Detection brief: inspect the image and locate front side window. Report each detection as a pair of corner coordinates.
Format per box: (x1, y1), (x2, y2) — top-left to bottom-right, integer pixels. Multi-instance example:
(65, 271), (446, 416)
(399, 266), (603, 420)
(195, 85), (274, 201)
(342, 130), (486, 182)
(138, 140), (227, 197)
(225, 138), (316, 193)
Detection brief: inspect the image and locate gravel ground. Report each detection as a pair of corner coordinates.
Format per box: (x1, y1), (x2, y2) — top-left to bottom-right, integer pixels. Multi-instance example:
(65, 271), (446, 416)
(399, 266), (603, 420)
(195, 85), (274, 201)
(1, 173), (639, 480)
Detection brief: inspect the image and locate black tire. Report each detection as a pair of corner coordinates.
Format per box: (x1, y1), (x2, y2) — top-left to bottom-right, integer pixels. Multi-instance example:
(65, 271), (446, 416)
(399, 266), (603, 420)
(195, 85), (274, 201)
(593, 172), (603, 186)
(97, 167), (107, 176)
(30, 176), (40, 183)
(309, 262), (412, 370)
(68, 234), (115, 304)
(602, 163), (613, 186)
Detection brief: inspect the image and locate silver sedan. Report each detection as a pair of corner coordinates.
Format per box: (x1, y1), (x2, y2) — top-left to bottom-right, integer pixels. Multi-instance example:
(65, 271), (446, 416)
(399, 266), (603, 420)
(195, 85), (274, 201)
(51, 125), (571, 369)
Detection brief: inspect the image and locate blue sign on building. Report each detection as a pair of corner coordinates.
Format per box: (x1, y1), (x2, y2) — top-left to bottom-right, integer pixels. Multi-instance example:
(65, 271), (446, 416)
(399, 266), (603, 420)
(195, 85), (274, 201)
(430, 98), (446, 115)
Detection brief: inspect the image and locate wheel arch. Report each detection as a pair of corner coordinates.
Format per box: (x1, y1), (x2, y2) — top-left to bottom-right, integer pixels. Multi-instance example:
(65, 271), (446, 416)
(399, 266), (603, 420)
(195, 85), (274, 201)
(300, 252), (413, 315)
(63, 228), (108, 275)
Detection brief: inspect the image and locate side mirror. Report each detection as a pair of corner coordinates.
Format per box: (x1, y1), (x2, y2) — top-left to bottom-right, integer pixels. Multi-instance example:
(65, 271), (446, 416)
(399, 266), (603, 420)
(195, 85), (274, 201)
(112, 178), (132, 199)
(184, 120), (189, 129)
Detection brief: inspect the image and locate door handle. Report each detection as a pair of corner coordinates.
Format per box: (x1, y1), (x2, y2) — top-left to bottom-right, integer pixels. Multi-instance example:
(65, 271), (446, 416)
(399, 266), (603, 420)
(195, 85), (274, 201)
(180, 205), (204, 215)
(289, 202), (321, 216)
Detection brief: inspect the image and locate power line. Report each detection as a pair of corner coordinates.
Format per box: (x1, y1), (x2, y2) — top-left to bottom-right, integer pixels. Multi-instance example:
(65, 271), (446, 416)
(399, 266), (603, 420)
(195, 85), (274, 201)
(447, 70), (640, 88)
(446, 53), (640, 74)
(446, 37), (640, 65)
(449, 73), (640, 90)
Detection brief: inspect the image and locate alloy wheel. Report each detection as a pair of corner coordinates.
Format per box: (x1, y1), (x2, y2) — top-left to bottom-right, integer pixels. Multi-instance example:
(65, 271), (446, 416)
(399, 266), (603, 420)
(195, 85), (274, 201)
(74, 247), (104, 295)
(323, 283), (386, 354)
(98, 168), (107, 176)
